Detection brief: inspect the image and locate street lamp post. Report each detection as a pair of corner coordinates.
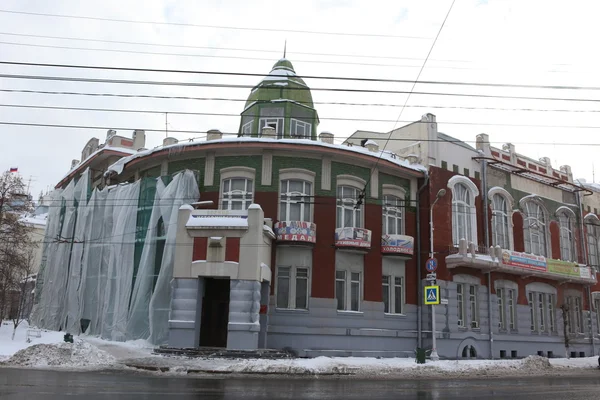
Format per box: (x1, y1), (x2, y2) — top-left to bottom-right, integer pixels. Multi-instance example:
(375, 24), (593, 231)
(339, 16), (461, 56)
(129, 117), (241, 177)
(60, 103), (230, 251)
(429, 188), (446, 362)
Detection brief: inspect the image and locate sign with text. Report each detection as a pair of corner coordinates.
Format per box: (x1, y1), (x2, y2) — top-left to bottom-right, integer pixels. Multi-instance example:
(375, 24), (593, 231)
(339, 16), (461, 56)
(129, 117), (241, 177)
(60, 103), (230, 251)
(335, 227), (372, 248)
(547, 259), (593, 280)
(274, 221), (316, 243)
(501, 250), (546, 271)
(381, 234), (414, 255)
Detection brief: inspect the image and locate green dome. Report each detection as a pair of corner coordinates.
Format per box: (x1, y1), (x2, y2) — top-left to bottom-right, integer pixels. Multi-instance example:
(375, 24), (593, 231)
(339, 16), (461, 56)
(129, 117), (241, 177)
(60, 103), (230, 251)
(244, 58), (315, 110)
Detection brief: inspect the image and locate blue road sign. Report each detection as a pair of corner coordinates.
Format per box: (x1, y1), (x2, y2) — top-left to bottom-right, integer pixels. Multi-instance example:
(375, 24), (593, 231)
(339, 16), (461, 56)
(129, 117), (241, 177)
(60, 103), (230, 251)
(424, 285), (440, 305)
(425, 258), (438, 272)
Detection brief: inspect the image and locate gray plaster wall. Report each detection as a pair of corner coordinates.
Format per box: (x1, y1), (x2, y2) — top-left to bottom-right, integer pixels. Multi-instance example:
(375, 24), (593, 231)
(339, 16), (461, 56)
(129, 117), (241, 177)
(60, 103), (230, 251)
(168, 278), (202, 348)
(227, 279), (261, 350)
(267, 297), (418, 357)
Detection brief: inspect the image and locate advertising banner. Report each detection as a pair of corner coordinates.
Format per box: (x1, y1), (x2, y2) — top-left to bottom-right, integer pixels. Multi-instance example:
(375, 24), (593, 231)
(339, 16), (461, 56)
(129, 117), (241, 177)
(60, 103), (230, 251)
(335, 227), (372, 248)
(274, 221), (316, 243)
(381, 234), (414, 255)
(546, 259), (580, 277)
(501, 250), (546, 271)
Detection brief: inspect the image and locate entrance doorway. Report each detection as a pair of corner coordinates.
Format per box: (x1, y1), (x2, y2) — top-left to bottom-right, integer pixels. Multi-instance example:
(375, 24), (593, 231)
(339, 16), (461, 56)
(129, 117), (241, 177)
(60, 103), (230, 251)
(199, 278), (230, 348)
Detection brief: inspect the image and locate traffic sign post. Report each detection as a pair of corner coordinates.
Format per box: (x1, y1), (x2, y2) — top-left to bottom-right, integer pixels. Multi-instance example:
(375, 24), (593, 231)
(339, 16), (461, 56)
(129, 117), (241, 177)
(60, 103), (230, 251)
(424, 285), (440, 305)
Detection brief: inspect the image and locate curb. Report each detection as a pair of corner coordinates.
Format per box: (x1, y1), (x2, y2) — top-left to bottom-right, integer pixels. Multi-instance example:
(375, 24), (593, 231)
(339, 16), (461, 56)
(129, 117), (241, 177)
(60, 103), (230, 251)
(124, 363), (355, 376)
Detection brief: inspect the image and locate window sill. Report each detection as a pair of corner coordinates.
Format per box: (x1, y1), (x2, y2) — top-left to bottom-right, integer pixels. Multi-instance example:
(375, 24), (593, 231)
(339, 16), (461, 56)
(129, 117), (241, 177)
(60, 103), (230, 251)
(384, 313), (407, 318)
(458, 326), (468, 332)
(274, 308), (309, 314)
(337, 310), (364, 316)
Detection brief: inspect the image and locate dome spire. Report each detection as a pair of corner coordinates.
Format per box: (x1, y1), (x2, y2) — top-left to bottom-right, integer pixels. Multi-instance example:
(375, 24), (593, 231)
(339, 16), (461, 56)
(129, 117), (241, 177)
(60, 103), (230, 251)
(283, 40), (287, 58)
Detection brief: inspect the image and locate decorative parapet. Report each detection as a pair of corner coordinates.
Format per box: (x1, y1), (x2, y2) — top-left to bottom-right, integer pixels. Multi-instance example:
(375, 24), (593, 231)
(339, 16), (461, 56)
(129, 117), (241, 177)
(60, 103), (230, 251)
(446, 239), (597, 284)
(273, 221), (316, 244)
(334, 227), (372, 248)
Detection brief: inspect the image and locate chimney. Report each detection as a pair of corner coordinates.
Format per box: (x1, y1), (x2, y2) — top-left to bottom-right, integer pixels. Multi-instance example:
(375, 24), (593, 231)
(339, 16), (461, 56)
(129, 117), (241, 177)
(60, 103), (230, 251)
(163, 137), (179, 146)
(560, 165), (573, 181)
(319, 131), (334, 144)
(364, 139), (379, 153)
(207, 129), (223, 141)
(539, 157), (552, 168)
(476, 133), (491, 155)
(132, 130), (146, 150)
(71, 159), (80, 169)
(261, 126), (276, 138)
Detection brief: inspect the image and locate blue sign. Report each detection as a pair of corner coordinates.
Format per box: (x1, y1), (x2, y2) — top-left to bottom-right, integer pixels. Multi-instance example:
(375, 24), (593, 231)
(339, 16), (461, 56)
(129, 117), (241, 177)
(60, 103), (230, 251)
(425, 258), (438, 272)
(424, 286), (440, 305)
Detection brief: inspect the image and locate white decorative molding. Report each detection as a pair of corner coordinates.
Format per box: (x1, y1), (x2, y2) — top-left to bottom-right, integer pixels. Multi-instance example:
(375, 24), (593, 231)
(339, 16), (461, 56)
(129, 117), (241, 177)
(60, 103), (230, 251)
(204, 153), (215, 187)
(494, 279), (519, 291)
(220, 166), (255, 181)
(160, 160), (168, 176)
(370, 168), (379, 199)
(453, 274), (480, 285)
(262, 152), (273, 186)
(382, 184), (407, 199)
(525, 282), (557, 295)
(555, 206), (577, 218)
(322, 156), (331, 191)
(337, 174), (366, 189)
(279, 168), (316, 184)
(447, 175), (480, 197)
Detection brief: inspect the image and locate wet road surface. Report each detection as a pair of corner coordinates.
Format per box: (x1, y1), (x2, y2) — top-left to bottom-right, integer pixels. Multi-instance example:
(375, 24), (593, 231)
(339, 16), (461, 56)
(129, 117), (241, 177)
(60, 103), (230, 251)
(1, 367), (599, 399)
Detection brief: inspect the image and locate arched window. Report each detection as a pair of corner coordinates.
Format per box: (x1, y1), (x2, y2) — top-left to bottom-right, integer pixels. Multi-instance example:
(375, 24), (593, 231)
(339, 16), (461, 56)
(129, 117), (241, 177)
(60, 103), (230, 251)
(448, 176), (479, 246)
(522, 198), (548, 257)
(585, 214), (600, 268)
(382, 195), (404, 235)
(490, 188), (513, 250)
(280, 180), (312, 221)
(336, 175), (366, 229)
(219, 167), (256, 211)
(557, 207), (576, 262)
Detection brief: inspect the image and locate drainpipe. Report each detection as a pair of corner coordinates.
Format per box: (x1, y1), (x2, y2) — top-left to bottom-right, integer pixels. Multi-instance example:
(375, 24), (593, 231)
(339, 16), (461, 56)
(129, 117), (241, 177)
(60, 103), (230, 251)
(416, 172), (430, 349)
(481, 158), (494, 359)
(575, 190), (595, 356)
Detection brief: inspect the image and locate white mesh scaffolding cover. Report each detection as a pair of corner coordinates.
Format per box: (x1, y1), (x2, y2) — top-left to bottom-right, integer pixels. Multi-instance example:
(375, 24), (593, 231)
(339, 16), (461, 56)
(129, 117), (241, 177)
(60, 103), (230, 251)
(128, 170), (199, 344)
(34, 170), (197, 344)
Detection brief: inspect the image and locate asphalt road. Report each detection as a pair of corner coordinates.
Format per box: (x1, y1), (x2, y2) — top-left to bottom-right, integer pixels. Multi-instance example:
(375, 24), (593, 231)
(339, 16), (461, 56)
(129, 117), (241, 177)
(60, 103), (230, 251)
(1, 367), (600, 399)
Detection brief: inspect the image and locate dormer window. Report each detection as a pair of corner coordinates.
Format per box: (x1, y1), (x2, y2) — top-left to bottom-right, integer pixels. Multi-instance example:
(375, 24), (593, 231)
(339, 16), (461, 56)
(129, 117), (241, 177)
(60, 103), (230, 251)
(259, 118), (283, 138)
(290, 119), (311, 139)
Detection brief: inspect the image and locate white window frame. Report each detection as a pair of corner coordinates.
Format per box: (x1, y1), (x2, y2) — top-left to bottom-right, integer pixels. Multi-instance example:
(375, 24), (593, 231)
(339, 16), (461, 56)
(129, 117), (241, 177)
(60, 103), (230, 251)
(566, 292), (584, 334)
(447, 175), (479, 246)
(526, 282), (558, 333)
(241, 121), (253, 136)
(335, 251), (364, 312)
(219, 167), (255, 210)
(556, 207), (577, 262)
(593, 293), (600, 335)
(336, 175), (366, 229)
(276, 265), (310, 310)
(585, 214), (600, 268)
(382, 185), (406, 236)
(495, 280), (518, 332)
(489, 187), (514, 250)
(290, 118), (311, 139)
(259, 117), (284, 138)
(520, 197), (550, 257)
(454, 274), (480, 329)
(382, 257), (405, 315)
(278, 169), (316, 223)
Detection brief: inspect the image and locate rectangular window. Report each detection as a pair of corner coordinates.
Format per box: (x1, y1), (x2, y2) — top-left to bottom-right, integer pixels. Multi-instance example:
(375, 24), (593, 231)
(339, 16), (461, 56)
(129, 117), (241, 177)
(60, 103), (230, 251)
(469, 285), (479, 328)
(497, 288), (506, 330)
(241, 121), (253, 136)
(508, 289), (516, 330)
(394, 277), (403, 315)
(276, 266), (309, 310)
(528, 292), (536, 331)
(290, 119), (312, 139)
(457, 284), (465, 327)
(259, 117), (284, 138)
(441, 161), (448, 170)
(336, 186), (362, 229)
(574, 297), (583, 333)
(280, 180), (312, 221)
(595, 298), (600, 334)
(222, 178), (253, 210)
(382, 195), (404, 235)
(538, 293), (546, 332)
(382, 276), (390, 313)
(350, 272), (361, 311)
(335, 270), (346, 311)
(548, 294), (556, 332)
(276, 267), (290, 309)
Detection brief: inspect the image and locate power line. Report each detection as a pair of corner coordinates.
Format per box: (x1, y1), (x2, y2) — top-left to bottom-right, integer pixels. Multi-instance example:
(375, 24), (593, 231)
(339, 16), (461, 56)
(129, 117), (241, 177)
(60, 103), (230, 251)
(4, 121), (600, 144)
(6, 72), (600, 103)
(0, 9), (430, 39)
(0, 31), (469, 63)
(4, 60), (600, 92)
(4, 103), (600, 129)
(3, 88), (600, 114)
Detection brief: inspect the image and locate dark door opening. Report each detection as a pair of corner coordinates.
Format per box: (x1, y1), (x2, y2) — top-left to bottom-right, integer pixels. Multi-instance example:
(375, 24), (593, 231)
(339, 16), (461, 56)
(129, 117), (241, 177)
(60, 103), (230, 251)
(199, 278), (230, 348)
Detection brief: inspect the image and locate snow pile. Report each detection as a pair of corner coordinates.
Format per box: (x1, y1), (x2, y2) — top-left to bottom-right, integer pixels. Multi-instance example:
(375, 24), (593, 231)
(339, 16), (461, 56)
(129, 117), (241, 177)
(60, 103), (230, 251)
(0, 321), (64, 362)
(5, 339), (115, 368)
(521, 355), (552, 370)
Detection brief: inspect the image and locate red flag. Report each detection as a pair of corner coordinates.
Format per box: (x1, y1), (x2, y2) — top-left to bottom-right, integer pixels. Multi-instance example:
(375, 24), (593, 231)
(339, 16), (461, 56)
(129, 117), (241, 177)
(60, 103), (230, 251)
(9, 167), (18, 172)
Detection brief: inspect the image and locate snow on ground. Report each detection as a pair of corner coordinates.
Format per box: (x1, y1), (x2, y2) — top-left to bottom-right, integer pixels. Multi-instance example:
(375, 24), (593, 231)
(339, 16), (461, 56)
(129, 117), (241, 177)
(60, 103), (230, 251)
(0, 321), (64, 362)
(6, 340), (115, 368)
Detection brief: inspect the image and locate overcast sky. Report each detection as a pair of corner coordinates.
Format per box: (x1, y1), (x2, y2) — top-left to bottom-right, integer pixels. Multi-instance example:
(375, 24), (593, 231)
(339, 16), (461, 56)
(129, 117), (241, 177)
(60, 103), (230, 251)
(2, 0), (600, 197)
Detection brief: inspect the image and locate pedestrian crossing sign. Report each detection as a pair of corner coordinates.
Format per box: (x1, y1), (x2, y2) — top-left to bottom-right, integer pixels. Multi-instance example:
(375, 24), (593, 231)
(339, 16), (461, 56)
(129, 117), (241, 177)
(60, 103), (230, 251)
(424, 285), (440, 305)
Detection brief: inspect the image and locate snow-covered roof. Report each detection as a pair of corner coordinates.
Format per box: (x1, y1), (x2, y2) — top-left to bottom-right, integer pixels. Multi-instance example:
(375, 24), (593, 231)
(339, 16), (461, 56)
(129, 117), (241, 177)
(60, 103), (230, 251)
(20, 212), (48, 227)
(186, 215), (248, 229)
(364, 139), (379, 147)
(106, 137), (427, 176)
